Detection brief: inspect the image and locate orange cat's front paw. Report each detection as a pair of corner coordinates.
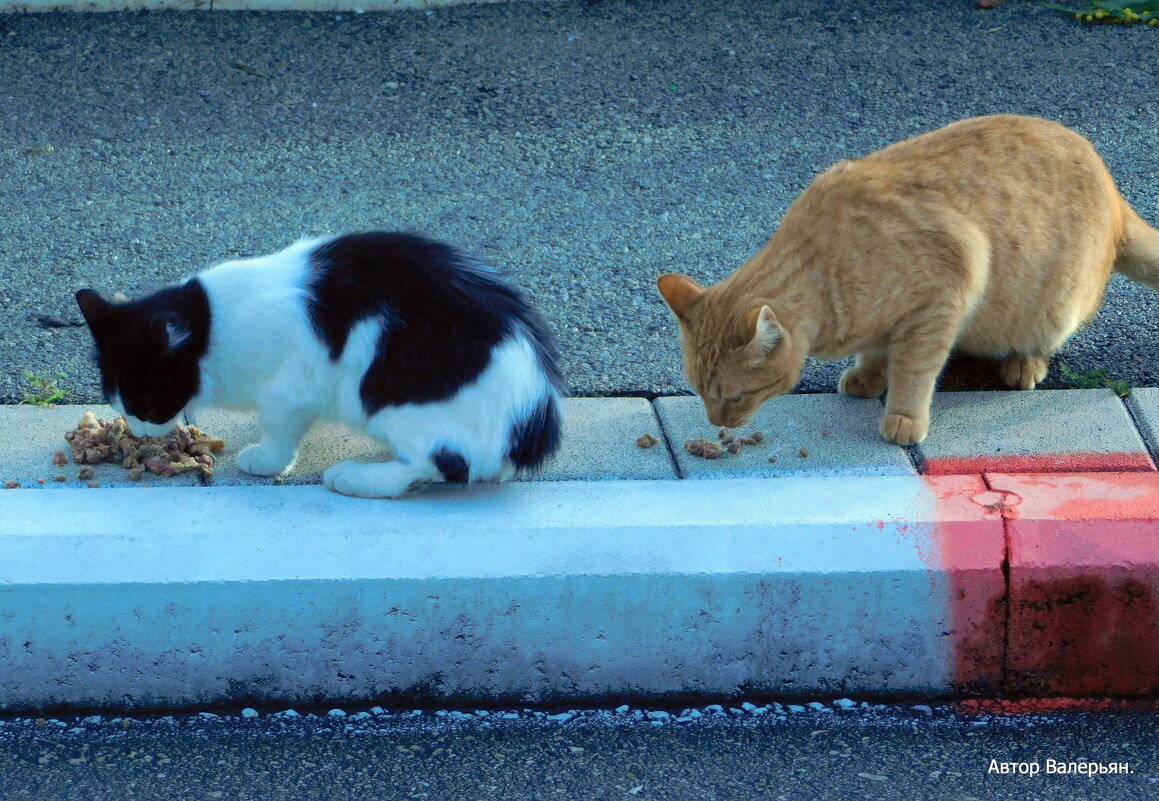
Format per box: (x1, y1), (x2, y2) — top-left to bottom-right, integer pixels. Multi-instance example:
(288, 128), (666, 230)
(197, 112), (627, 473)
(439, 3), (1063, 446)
(838, 366), (887, 399)
(879, 414), (929, 445)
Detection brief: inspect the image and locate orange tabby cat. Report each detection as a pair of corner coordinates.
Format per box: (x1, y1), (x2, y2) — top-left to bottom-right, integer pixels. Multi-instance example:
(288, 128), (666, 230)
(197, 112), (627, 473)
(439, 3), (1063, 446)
(657, 114), (1159, 445)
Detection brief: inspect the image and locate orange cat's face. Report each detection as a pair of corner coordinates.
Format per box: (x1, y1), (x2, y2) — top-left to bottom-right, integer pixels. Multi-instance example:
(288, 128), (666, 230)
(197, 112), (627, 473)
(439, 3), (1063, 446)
(657, 274), (804, 428)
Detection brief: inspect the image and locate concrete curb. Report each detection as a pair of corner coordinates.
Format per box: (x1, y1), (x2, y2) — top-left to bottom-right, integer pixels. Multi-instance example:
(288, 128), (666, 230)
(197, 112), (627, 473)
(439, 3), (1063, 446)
(1, 0), (518, 12)
(3, 476), (1004, 710)
(2, 392), (1159, 710)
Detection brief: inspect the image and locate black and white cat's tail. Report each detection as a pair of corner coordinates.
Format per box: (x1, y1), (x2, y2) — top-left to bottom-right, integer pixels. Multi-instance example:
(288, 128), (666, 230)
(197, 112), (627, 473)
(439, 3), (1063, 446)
(508, 391), (564, 474)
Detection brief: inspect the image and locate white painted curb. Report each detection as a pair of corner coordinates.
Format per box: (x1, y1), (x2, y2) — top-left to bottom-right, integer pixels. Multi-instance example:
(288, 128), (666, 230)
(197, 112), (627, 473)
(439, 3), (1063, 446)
(0, 477), (999, 710)
(2, 0), (519, 12)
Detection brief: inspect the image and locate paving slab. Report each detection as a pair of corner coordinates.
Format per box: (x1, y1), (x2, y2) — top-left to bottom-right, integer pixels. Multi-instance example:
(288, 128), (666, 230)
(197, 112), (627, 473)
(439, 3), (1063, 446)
(186, 408), (392, 487)
(533, 397), (676, 481)
(653, 394), (915, 479)
(1125, 387), (1159, 465)
(0, 405), (201, 489)
(192, 398), (677, 486)
(916, 389), (1154, 475)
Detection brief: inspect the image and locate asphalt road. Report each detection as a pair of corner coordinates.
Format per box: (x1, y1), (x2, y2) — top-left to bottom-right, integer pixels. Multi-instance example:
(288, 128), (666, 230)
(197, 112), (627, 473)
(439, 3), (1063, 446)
(2, 0), (1158, 406)
(3, 701), (1158, 800)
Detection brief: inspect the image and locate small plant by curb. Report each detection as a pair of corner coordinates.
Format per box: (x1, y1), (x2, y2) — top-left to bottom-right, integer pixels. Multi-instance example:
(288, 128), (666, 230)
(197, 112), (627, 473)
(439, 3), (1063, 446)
(1040, 0), (1159, 25)
(19, 369), (69, 407)
(1058, 361), (1132, 397)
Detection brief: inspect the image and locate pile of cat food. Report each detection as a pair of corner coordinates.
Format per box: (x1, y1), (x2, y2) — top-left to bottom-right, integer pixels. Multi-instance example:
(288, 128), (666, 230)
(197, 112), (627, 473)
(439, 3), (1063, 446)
(684, 428), (765, 459)
(62, 412), (226, 480)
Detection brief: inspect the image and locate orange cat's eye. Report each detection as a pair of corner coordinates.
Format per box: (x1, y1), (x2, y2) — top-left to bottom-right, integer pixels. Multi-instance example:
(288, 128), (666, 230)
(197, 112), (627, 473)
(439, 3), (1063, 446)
(726, 391), (744, 404)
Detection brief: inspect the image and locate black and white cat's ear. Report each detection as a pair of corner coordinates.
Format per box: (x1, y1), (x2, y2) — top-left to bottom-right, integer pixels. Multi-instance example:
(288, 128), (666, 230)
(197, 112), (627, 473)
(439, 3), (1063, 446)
(746, 305), (783, 361)
(149, 313), (192, 352)
(75, 289), (112, 333)
(656, 273), (705, 321)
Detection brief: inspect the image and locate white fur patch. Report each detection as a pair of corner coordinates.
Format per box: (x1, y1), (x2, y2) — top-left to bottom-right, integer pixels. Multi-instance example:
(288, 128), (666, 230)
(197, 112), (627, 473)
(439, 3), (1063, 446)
(364, 333), (557, 484)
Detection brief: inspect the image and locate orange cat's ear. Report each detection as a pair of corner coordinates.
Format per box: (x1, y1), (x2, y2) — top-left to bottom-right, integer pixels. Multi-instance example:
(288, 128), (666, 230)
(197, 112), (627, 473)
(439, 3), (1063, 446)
(656, 274), (705, 320)
(745, 305), (783, 361)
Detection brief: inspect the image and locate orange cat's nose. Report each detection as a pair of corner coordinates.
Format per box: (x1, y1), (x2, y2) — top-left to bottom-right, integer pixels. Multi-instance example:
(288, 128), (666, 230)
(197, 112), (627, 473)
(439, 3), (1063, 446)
(705, 406), (748, 429)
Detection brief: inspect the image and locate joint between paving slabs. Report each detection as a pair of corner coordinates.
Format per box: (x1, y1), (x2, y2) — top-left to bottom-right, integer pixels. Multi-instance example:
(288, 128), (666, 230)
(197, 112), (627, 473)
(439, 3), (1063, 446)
(1120, 394), (1159, 471)
(648, 398), (687, 480)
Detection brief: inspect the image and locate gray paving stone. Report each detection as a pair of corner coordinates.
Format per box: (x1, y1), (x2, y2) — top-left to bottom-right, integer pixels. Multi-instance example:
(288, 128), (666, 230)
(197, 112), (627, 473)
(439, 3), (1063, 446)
(191, 397), (677, 487)
(0, 405), (201, 488)
(186, 409), (390, 487)
(1125, 388), (1159, 464)
(653, 395), (914, 479)
(916, 389), (1153, 474)
(533, 397), (676, 481)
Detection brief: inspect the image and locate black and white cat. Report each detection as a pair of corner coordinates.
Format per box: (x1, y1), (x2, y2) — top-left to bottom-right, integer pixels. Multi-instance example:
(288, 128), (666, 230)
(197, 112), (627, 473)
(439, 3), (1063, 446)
(75, 231), (565, 498)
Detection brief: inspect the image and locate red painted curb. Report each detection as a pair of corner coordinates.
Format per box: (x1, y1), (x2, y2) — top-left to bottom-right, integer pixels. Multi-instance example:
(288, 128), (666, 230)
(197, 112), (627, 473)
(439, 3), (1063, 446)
(929, 475), (1006, 695)
(922, 452), (1156, 476)
(987, 472), (1159, 697)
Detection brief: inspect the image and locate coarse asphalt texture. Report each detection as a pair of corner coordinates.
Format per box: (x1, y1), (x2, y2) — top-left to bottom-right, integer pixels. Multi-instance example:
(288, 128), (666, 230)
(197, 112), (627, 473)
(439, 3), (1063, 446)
(1, 0), (1158, 405)
(4, 700), (1159, 801)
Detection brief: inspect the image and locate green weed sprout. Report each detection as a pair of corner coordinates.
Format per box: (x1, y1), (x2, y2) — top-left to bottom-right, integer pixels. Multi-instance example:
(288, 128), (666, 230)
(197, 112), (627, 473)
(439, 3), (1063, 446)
(1040, 0), (1159, 25)
(1058, 361), (1132, 397)
(19, 369), (69, 406)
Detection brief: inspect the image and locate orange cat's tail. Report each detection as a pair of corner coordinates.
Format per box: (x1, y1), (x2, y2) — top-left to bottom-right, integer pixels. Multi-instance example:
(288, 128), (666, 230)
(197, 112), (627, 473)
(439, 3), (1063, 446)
(1114, 207), (1159, 289)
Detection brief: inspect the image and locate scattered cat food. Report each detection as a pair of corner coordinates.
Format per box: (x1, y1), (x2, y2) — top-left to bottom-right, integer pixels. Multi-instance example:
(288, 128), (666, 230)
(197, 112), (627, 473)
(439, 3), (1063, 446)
(768, 457), (777, 463)
(636, 433), (660, 449)
(4, 480), (19, 489)
(63, 412), (226, 479)
(36, 478), (45, 485)
(682, 429), (768, 459)
(799, 447), (810, 458)
(684, 438), (722, 459)
(52, 449), (69, 467)
(821, 428), (831, 438)
(86, 480), (101, 489)
(54, 474), (66, 483)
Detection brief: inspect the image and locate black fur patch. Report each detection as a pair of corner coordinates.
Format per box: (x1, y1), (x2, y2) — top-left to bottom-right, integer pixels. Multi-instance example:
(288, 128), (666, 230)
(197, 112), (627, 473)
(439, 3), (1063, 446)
(508, 394), (563, 472)
(75, 280), (211, 425)
(431, 447), (470, 483)
(306, 232), (564, 411)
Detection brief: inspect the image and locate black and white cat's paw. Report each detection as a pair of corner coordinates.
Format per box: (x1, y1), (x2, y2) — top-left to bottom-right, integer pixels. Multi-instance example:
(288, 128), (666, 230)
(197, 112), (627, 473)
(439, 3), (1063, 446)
(323, 460), (432, 499)
(237, 443), (297, 477)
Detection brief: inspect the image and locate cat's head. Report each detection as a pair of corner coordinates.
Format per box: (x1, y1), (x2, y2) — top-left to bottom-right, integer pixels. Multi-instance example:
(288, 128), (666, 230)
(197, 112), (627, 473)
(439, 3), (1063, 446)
(75, 281), (211, 438)
(657, 273), (802, 429)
